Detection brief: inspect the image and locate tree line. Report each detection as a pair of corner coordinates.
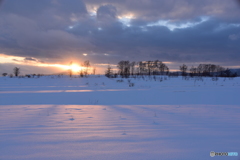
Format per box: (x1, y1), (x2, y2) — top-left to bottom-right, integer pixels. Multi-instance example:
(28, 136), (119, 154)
(112, 60), (169, 78)
(106, 60), (169, 78)
(105, 61), (238, 78)
(179, 64), (237, 77)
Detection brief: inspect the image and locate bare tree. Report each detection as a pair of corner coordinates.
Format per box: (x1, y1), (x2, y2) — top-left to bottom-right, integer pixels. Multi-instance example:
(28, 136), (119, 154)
(158, 61), (169, 75)
(117, 61), (125, 77)
(2, 73), (7, 77)
(124, 61), (130, 78)
(84, 60), (90, 76)
(105, 65), (113, 78)
(13, 67), (20, 77)
(223, 68), (232, 77)
(92, 67), (96, 75)
(153, 60), (160, 75)
(146, 61), (154, 76)
(69, 61), (72, 77)
(117, 61), (130, 78)
(189, 66), (197, 77)
(138, 61), (146, 75)
(79, 70), (84, 77)
(209, 64), (216, 76)
(130, 61), (135, 76)
(179, 64), (188, 76)
(216, 65), (225, 77)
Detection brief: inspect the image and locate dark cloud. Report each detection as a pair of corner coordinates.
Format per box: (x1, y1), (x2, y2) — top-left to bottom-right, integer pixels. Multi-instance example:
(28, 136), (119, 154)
(55, 0), (87, 14)
(97, 18), (240, 65)
(83, 0), (240, 22)
(12, 59), (20, 62)
(53, 0), (88, 20)
(236, 0), (240, 5)
(0, 0), (50, 17)
(97, 4), (117, 21)
(0, 0), (239, 70)
(24, 57), (37, 61)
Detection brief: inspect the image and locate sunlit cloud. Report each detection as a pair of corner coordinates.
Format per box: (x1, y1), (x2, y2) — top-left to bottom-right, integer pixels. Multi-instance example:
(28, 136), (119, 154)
(0, 54), (83, 73)
(67, 23), (80, 30)
(118, 14), (135, 27)
(147, 17), (209, 31)
(68, 26), (74, 29)
(0, 54), (42, 65)
(85, 4), (98, 16)
(215, 23), (240, 32)
(90, 10), (97, 16)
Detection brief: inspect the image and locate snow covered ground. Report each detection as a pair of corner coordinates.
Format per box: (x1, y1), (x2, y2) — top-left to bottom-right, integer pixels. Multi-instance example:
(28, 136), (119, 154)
(0, 76), (240, 160)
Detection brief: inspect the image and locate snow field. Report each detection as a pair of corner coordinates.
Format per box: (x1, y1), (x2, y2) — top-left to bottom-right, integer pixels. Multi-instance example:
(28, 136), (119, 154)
(0, 76), (240, 160)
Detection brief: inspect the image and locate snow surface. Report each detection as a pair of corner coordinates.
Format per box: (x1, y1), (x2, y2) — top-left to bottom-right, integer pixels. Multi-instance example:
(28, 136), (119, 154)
(0, 76), (240, 160)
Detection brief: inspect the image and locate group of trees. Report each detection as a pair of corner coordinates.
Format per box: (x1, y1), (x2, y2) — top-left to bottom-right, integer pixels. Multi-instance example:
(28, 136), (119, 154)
(119, 60), (169, 78)
(180, 64), (237, 77)
(105, 61), (238, 78)
(140, 60), (168, 76)
(106, 60), (169, 78)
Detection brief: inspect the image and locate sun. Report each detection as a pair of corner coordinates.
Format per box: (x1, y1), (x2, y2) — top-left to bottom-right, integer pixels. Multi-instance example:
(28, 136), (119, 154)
(69, 64), (82, 72)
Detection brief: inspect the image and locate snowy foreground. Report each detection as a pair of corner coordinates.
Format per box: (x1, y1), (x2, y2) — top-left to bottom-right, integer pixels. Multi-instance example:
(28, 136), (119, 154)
(0, 76), (240, 160)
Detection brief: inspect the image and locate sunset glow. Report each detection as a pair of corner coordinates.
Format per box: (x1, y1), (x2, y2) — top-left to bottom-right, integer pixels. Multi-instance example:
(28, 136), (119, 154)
(0, 54), (83, 73)
(64, 64), (83, 72)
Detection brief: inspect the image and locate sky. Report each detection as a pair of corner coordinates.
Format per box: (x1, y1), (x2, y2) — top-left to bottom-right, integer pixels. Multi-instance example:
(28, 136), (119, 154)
(0, 0), (240, 75)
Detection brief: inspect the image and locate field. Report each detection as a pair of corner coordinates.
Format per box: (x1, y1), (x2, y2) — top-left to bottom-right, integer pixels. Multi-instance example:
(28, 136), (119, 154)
(0, 76), (240, 160)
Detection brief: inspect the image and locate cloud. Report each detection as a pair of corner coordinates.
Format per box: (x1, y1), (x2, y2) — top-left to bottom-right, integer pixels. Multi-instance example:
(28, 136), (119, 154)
(97, 4), (117, 21)
(229, 33), (240, 40)
(0, 0), (50, 17)
(83, 0), (240, 22)
(146, 16), (209, 31)
(12, 58), (20, 62)
(0, 0), (239, 71)
(236, 0), (240, 6)
(24, 57), (37, 61)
